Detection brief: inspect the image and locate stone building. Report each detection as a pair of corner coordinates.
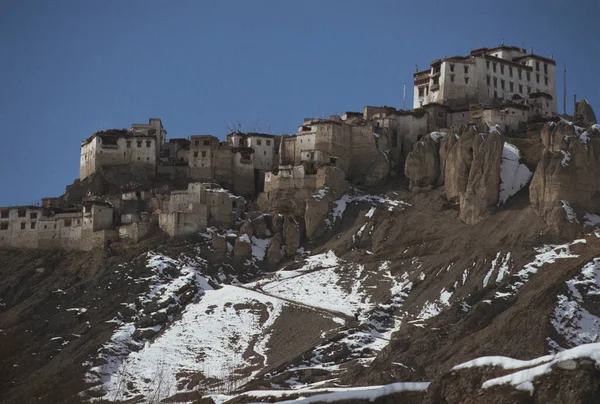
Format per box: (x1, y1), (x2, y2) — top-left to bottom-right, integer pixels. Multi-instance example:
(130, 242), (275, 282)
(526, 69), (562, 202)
(0, 202), (115, 250)
(80, 118), (167, 180)
(158, 182), (245, 237)
(413, 45), (557, 117)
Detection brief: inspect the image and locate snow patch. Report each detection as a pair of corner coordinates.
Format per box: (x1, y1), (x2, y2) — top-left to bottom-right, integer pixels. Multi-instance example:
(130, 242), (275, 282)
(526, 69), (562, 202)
(498, 143), (532, 205)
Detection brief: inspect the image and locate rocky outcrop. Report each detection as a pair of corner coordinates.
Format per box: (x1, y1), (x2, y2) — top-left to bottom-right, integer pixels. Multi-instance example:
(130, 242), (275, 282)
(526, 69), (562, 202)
(211, 234), (228, 262)
(305, 189), (336, 240)
(404, 134), (442, 191)
(438, 132), (458, 185)
(444, 126), (479, 201)
(233, 234), (252, 261)
(365, 151), (391, 186)
(266, 233), (282, 267)
(459, 131), (503, 224)
(574, 100), (597, 126)
(283, 216), (300, 257)
(530, 122), (600, 234)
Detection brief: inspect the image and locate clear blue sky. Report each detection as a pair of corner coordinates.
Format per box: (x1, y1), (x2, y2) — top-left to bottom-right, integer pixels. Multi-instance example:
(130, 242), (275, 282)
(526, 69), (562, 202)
(1, 0), (598, 206)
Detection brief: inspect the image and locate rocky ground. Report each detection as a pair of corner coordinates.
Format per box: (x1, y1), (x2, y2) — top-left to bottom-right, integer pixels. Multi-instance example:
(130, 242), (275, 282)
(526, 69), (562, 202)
(2, 102), (600, 404)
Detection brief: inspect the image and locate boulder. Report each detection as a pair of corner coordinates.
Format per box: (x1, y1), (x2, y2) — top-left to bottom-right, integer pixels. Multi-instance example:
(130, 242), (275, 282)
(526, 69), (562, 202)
(530, 122), (600, 235)
(283, 216), (300, 257)
(270, 214), (285, 236)
(233, 234), (252, 261)
(574, 100), (597, 126)
(211, 234), (228, 262)
(266, 233), (282, 267)
(459, 131), (504, 224)
(404, 134), (441, 191)
(239, 220), (253, 238)
(252, 215), (269, 238)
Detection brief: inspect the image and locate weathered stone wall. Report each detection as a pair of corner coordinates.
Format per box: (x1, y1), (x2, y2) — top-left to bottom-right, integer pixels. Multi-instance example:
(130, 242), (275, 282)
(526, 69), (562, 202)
(158, 210), (207, 237)
(0, 205), (114, 250)
(232, 152), (255, 196)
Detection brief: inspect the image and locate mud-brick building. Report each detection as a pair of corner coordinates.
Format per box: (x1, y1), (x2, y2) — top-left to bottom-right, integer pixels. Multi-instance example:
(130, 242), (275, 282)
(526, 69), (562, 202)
(158, 182), (245, 237)
(413, 45), (557, 117)
(0, 202), (115, 250)
(79, 118), (167, 180)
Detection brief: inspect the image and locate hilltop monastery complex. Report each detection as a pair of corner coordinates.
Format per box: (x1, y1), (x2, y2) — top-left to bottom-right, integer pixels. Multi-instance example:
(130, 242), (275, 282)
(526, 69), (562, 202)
(0, 44), (560, 250)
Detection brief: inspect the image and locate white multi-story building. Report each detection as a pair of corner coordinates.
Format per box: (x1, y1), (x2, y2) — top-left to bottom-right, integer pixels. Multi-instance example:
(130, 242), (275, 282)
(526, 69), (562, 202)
(413, 45), (557, 117)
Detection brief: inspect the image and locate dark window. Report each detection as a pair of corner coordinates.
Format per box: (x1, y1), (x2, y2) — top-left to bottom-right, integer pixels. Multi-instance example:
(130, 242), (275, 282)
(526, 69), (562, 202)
(21, 222), (26, 230)
(486, 61), (490, 69)
(146, 157), (150, 161)
(203, 140), (210, 146)
(193, 151), (198, 157)
(126, 141), (131, 148)
(0, 223), (7, 230)
(64, 219), (72, 227)
(30, 212), (37, 219)
(486, 75), (490, 85)
(137, 157), (140, 161)
(510, 82), (514, 92)
(201, 151), (207, 157)
(463, 66), (468, 74)
(18, 210), (25, 218)
(501, 79), (505, 90)
(544, 63), (548, 74)
(418, 87), (425, 96)
(527, 86), (531, 94)
(450, 64), (455, 72)
(0, 210), (8, 219)
(266, 140), (271, 146)
(146, 141), (151, 147)
(527, 72), (531, 81)
(544, 77), (548, 85)
(30, 222), (36, 230)
(536, 61), (540, 71)
(509, 67), (513, 77)
(257, 139), (262, 146)
(493, 63), (497, 72)
(519, 84), (523, 93)
(195, 140), (199, 146)
(493, 77), (498, 88)
(464, 77), (469, 84)
(536, 74), (540, 83)
(518, 70), (522, 80)
(450, 75), (454, 82)
(264, 151), (267, 155)
(494, 90), (498, 98)
(137, 141), (142, 147)
(500, 65), (504, 75)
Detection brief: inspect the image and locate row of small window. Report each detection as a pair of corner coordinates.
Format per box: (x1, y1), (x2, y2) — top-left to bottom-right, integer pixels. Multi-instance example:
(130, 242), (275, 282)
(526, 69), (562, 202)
(485, 60), (548, 77)
(126, 140), (152, 148)
(0, 218), (79, 231)
(0, 210), (37, 219)
(486, 76), (542, 93)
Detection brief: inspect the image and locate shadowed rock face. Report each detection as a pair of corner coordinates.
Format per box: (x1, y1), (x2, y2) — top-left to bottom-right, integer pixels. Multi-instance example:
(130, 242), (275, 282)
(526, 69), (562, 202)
(530, 122), (600, 235)
(404, 135), (441, 192)
(444, 126), (479, 202)
(574, 100), (597, 127)
(459, 131), (503, 225)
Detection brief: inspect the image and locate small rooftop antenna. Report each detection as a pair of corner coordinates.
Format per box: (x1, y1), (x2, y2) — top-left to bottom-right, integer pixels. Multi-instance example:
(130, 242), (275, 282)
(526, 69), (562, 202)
(415, 64), (418, 72)
(530, 47), (534, 54)
(501, 38), (504, 46)
(403, 82), (406, 110)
